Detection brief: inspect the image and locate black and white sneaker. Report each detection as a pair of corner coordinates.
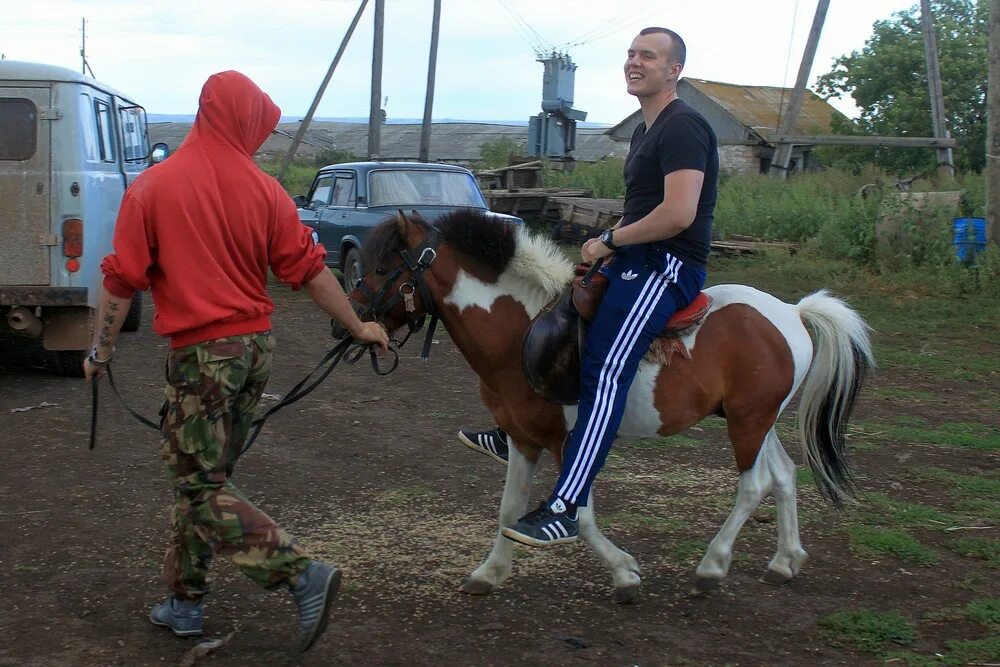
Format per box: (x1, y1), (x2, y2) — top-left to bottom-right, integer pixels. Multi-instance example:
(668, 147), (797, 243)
(502, 501), (579, 547)
(457, 426), (510, 465)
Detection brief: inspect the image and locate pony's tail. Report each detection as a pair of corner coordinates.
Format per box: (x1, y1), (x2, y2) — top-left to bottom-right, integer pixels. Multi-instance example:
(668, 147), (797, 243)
(795, 290), (875, 507)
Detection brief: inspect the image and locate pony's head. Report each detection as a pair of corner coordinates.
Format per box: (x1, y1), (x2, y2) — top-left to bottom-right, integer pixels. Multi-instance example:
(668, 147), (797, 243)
(340, 209), (520, 339)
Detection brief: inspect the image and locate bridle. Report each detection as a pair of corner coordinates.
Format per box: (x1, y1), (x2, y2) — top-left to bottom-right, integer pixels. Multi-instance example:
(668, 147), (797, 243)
(346, 227), (442, 362)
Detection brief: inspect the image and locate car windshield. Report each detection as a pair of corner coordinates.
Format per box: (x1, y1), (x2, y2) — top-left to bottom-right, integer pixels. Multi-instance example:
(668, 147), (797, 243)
(368, 170), (485, 207)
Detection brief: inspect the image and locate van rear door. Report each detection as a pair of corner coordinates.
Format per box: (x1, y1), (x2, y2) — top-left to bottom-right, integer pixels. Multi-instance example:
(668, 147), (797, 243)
(0, 86), (51, 285)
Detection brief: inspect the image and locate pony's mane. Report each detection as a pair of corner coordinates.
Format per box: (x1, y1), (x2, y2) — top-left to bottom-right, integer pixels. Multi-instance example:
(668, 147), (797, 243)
(362, 210), (572, 300)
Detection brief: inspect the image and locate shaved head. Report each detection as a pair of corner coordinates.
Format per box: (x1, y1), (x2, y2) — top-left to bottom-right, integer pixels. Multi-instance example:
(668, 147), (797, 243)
(639, 27), (686, 68)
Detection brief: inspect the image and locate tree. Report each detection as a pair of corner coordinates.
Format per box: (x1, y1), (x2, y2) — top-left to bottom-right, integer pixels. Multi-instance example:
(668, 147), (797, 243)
(816, 0), (987, 174)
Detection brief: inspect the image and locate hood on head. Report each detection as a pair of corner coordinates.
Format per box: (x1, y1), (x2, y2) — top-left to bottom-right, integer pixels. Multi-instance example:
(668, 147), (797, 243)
(191, 71), (280, 156)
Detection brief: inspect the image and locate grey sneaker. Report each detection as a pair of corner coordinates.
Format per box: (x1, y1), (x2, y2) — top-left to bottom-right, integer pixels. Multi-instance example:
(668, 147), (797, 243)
(292, 561), (342, 652)
(458, 426), (510, 465)
(149, 597), (204, 637)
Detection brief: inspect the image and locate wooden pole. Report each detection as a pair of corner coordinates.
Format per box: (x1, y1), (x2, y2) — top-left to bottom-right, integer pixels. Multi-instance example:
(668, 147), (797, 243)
(921, 0), (956, 178)
(367, 0), (385, 160)
(769, 0), (830, 179)
(277, 0), (368, 183)
(418, 0), (442, 163)
(987, 0), (1000, 246)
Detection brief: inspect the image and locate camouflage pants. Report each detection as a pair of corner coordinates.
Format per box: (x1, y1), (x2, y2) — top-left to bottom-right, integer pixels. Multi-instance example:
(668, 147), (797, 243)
(160, 333), (309, 601)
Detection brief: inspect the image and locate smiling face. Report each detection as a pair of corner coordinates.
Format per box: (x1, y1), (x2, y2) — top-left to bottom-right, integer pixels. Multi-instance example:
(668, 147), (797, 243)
(624, 31), (682, 100)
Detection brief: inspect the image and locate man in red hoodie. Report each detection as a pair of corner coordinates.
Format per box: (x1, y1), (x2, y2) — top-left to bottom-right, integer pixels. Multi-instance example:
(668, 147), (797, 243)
(82, 71), (388, 652)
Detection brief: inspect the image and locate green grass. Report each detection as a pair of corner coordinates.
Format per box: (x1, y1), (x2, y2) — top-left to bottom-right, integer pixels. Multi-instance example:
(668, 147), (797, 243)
(796, 467), (815, 486)
(913, 468), (1000, 499)
(856, 420), (1000, 452)
(964, 598), (1000, 628)
(848, 525), (939, 565)
(669, 540), (707, 562)
(818, 608), (917, 653)
(872, 387), (938, 401)
(941, 636), (1000, 664)
(948, 537), (1000, 567)
(858, 494), (958, 530)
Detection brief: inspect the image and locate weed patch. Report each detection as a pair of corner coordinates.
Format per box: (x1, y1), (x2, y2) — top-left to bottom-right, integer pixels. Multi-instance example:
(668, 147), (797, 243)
(963, 598), (1000, 628)
(818, 608), (917, 653)
(849, 525), (939, 565)
(948, 537), (1000, 567)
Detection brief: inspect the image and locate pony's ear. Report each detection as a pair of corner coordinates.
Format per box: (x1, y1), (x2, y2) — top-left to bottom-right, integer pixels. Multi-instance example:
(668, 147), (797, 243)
(409, 209), (427, 224)
(396, 209), (423, 246)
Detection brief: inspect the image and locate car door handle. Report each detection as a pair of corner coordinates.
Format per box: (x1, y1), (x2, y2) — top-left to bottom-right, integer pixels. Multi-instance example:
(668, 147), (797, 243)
(340, 213), (348, 219)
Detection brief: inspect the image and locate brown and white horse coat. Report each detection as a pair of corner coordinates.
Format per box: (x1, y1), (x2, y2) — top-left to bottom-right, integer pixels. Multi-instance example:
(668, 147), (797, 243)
(352, 211), (874, 601)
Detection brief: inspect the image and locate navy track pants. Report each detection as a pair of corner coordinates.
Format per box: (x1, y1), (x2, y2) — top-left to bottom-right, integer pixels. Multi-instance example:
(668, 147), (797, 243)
(553, 245), (706, 507)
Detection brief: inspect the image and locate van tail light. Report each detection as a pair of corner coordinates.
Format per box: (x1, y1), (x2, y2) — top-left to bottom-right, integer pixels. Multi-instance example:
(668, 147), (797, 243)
(62, 218), (83, 258)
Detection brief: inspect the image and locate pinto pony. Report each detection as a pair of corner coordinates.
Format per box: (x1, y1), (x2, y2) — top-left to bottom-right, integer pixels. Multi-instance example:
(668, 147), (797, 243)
(349, 210), (874, 602)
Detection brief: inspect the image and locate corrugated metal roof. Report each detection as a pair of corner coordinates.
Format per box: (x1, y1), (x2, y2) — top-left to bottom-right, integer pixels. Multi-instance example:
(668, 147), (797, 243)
(683, 78), (839, 141)
(149, 121), (629, 164)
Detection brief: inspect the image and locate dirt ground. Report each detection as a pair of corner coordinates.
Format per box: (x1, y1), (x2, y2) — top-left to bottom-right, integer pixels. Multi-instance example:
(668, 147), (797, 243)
(0, 282), (996, 667)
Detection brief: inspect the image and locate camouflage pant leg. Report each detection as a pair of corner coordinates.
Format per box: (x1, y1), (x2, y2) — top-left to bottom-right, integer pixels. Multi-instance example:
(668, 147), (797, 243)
(159, 333), (310, 600)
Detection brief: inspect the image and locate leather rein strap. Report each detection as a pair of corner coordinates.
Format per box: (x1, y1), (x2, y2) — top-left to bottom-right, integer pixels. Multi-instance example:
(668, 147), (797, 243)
(89, 336), (396, 463)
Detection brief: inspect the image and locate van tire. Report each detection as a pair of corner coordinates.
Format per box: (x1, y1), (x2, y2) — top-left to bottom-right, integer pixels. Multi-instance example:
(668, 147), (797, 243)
(343, 247), (363, 290)
(122, 292), (143, 332)
(52, 350), (86, 378)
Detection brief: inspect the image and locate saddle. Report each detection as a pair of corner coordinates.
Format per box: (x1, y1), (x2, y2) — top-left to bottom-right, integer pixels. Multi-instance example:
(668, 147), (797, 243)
(569, 264), (712, 338)
(521, 263), (712, 405)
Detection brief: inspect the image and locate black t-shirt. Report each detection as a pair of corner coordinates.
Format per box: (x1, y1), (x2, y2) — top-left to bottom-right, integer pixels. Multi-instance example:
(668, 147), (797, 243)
(621, 98), (718, 268)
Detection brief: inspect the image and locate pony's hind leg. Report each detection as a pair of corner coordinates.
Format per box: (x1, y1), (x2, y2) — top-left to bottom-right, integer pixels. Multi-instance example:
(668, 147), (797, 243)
(578, 490), (642, 603)
(691, 420), (774, 595)
(761, 430), (809, 584)
(459, 443), (536, 595)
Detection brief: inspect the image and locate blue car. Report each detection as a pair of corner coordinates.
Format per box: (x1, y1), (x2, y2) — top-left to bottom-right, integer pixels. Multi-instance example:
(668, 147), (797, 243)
(295, 161), (524, 287)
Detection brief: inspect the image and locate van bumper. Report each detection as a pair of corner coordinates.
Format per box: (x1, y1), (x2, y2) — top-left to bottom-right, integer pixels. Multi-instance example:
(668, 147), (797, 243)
(0, 286), (88, 306)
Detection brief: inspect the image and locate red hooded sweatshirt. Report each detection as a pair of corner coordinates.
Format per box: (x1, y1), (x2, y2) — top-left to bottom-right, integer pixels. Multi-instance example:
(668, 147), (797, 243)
(100, 71), (325, 348)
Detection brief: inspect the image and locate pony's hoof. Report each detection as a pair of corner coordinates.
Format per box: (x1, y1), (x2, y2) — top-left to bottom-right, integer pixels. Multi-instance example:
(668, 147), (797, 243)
(760, 568), (793, 586)
(458, 578), (494, 596)
(611, 583), (640, 604)
(689, 576), (722, 596)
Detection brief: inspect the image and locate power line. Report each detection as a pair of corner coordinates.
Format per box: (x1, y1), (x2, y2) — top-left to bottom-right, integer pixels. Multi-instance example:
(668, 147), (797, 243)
(495, 0), (551, 55)
(557, 1), (659, 49)
(775, 0), (800, 135)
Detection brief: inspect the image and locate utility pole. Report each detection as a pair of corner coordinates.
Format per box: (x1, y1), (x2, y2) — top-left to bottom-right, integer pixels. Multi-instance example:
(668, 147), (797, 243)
(367, 0), (385, 160)
(921, 0), (955, 178)
(769, 0), (830, 179)
(987, 0), (1000, 246)
(419, 0), (442, 163)
(80, 18), (95, 78)
(277, 0), (368, 183)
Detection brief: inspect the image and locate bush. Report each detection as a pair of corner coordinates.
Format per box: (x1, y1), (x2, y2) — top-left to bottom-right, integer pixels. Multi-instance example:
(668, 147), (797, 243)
(543, 159), (626, 198)
(478, 138), (526, 170)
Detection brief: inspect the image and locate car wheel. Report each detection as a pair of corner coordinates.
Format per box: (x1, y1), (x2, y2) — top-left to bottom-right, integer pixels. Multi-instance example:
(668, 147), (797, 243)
(121, 292), (143, 332)
(344, 247), (364, 289)
(51, 349), (86, 378)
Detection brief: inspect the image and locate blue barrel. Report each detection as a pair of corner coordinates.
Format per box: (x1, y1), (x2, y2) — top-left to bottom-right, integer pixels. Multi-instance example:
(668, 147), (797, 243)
(953, 217), (987, 264)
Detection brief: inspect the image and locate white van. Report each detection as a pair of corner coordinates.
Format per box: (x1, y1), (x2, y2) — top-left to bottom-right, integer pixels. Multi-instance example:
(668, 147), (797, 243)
(0, 61), (166, 375)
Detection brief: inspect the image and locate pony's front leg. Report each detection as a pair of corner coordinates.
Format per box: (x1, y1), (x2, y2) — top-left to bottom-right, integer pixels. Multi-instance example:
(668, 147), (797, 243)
(460, 444), (536, 595)
(579, 490), (642, 603)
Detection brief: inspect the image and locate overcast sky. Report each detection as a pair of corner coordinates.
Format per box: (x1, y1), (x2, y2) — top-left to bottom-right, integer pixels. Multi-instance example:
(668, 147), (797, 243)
(3, 0), (917, 124)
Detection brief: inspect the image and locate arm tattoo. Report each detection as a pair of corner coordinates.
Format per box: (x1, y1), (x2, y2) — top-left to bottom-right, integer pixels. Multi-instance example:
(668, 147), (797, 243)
(108, 303), (120, 312)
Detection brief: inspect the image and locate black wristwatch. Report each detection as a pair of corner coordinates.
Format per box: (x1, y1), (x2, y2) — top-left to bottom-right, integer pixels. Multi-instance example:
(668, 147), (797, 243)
(599, 228), (618, 250)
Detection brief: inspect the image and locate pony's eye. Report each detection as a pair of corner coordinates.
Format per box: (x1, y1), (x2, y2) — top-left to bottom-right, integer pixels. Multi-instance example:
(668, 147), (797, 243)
(376, 267), (387, 276)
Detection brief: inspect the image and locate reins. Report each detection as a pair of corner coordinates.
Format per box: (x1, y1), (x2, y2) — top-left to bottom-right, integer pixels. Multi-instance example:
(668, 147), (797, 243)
(88, 337), (397, 460)
(90, 226), (444, 462)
